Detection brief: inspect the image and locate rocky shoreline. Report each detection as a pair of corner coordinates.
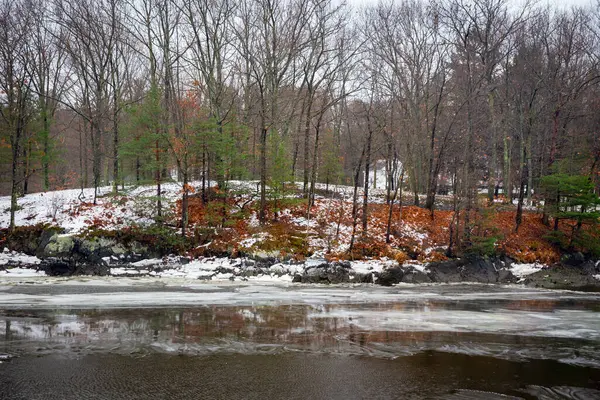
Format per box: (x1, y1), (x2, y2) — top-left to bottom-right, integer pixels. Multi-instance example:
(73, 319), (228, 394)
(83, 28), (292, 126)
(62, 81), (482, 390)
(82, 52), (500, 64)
(1, 231), (600, 290)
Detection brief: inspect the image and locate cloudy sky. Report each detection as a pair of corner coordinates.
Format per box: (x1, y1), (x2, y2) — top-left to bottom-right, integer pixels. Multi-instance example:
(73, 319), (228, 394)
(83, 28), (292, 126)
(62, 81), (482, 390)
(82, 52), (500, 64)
(347, 0), (597, 9)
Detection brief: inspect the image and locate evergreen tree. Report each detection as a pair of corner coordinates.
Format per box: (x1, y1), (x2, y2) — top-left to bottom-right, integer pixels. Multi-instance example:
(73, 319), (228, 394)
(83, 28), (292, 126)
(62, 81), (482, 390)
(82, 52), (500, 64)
(121, 84), (169, 222)
(541, 173), (600, 255)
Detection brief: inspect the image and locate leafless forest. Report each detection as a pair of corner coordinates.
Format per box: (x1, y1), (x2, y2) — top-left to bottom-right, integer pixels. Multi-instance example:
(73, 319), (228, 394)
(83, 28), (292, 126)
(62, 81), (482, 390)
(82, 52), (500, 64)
(1, 0), (599, 242)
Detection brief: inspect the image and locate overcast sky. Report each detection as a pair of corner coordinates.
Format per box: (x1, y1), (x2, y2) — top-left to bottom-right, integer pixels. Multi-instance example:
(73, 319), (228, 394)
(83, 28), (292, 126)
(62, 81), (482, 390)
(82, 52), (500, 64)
(347, 0), (597, 9)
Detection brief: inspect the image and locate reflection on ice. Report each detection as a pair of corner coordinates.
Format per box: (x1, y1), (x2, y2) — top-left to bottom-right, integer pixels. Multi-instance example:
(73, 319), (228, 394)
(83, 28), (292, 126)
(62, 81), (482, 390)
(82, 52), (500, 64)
(1, 294), (599, 368)
(520, 386), (600, 400)
(438, 387), (600, 400)
(307, 308), (600, 340)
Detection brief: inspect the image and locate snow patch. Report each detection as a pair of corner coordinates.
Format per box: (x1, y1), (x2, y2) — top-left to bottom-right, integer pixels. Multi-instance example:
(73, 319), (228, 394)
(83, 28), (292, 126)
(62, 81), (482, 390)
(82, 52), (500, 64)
(0, 268), (46, 277)
(0, 248), (42, 266)
(510, 263), (545, 280)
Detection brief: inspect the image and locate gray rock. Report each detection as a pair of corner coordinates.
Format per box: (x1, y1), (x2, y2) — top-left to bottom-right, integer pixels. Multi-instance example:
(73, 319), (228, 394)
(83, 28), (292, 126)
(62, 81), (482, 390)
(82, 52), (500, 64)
(524, 264), (600, 290)
(297, 262), (350, 284)
(377, 267), (404, 286)
(426, 257), (508, 284)
(350, 272), (374, 283)
(251, 250), (280, 263)
(42, 234), (74, 258)
(401, 267), (432, 284)
(498, 269), (518, 284)
(79, 237), (128, 262)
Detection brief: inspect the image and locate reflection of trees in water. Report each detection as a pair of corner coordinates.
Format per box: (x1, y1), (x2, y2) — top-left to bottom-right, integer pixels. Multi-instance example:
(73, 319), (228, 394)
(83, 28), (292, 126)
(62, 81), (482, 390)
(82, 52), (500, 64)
(2, 301), (596, 356)
(0, 304), (375, 349)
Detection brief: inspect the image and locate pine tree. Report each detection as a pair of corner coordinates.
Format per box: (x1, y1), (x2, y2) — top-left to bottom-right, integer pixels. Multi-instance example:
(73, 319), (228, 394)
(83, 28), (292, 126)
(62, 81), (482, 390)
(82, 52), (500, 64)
(541, 173), (600, 255)
(121, 84), (169, 222)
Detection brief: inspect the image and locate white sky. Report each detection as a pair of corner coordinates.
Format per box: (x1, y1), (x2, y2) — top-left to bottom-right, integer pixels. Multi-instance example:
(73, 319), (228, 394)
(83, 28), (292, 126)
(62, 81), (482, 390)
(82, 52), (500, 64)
(347, 0), (597, 9)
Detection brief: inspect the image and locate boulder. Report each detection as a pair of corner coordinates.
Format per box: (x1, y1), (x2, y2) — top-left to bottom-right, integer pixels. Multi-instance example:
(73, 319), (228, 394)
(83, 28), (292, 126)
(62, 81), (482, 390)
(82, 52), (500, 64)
(42, 234), (74, 258)
(497, 269), (518, 284)
(250, 250), (280, 268)
(297, 262), (350, 284)
(561, 252), (586, 266)
(350, 272), (374, 283)
(377, 267), (404, 286)
(79, 237), (127, 260)
(524, 264), (600, 290)
(401, 267), (432, 284)
(40, 258), (75, 276)
(425, 259), (463, 283)
(426, 257), (508, 284)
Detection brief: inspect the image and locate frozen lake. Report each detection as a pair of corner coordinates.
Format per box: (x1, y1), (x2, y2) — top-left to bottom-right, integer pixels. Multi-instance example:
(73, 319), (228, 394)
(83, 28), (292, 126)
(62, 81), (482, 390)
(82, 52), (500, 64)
(1, 281), (599, 399)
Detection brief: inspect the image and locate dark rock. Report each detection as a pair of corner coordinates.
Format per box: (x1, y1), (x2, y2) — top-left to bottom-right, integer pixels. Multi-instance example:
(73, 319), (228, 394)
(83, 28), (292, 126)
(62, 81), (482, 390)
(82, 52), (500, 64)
(377, 267), (404, 286)
(579, 260), (599, 275)
(401, 267), (432, 284)
(460, 257), (498, 283)
(426, 259), (463, 283)
(77, 263), (110, 276)
(40, 258), (110, 276)
(498, 269), (518, 284)
(562, 252), (586, 266)
(503, 255), (514, 268)
(298, 262), (350, 284)
(350, 272), (374, 283)
(292, 274), (302, 283)
(524, 264), (600, 290)
(36, 229), (59, 257)
(426, 257), (507, 284)
(40, 259), (75, 276)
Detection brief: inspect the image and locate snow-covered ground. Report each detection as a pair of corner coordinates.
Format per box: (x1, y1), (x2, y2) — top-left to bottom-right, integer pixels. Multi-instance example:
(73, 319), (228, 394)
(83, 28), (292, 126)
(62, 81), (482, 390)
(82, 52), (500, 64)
(0, 184), (174, 233)
(0, 249), (552, 285)
(509, 263), (545, 281)
(0, 180), (450, 260)
(0, 248), (41, 266)
(0, 181), (352, 232)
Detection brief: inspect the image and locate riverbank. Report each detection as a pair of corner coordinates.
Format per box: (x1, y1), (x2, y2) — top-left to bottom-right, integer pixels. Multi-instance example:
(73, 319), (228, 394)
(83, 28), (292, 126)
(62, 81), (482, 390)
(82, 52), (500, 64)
(2, 247), (599, 291)
(1, 182), (599, 291)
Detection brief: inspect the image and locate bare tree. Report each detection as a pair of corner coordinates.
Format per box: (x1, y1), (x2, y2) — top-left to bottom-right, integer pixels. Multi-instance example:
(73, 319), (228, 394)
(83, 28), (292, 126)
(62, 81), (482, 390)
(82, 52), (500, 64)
(0, 0), (34, 229)
(232, 0), (310, 223)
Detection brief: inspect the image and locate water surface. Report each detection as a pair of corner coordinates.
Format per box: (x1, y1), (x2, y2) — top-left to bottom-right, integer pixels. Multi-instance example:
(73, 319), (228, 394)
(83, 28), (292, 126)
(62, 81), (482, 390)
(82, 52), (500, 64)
(1, 283), (599, 399)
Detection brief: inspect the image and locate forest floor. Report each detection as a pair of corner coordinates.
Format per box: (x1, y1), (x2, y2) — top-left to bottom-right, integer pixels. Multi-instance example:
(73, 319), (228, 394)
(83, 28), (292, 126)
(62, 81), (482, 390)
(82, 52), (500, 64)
(0, 179), (594, 266)
(1, 180), (599, 288)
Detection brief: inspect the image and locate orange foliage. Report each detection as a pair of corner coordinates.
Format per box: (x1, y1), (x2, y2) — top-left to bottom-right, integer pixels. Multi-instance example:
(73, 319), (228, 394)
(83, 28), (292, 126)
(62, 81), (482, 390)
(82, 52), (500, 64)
(173, 189), (590, 263)
(177, 196), (206, 225)
(492, 211), (561, 263)
(182, 184), (196, 194)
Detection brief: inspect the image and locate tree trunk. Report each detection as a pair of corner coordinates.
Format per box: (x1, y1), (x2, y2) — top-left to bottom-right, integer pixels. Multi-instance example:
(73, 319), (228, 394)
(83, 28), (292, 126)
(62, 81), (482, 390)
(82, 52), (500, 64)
(155, 139), (162, 221)
(112, 99), (119, 193)
(487, 91), (497, 204)
(348, 147), (365, 255)
(9, 126), (22, 231)
(362, 127), (373, 236)
(182, 170), (189, 237)
(259, 125), (267, 223)
(386, 168), (403, 244)
(41, 103), (50, 191)
(302, 95), (314, 197)
(503, 135), (511, 203)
